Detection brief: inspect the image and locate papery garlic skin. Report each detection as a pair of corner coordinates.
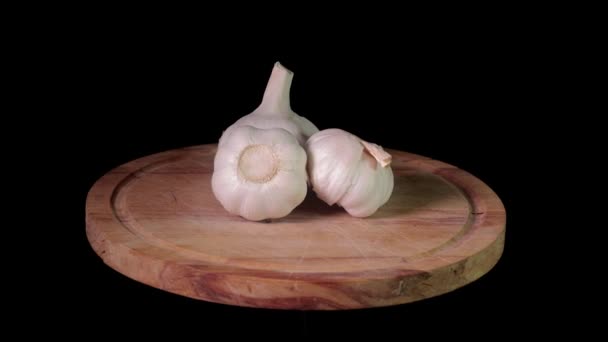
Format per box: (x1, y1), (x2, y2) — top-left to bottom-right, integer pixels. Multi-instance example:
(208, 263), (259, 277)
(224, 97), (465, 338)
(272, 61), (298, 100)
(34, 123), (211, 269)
(305, 129), (394, 217)
(219, 62), (319, 147)
(212, 125), (308, 221)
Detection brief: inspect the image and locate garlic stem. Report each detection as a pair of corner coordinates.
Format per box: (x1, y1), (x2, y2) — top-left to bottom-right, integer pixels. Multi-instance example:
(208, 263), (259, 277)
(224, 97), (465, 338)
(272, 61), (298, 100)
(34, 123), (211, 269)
(360, 140), (392, 167)
(257, 62), (293, 115)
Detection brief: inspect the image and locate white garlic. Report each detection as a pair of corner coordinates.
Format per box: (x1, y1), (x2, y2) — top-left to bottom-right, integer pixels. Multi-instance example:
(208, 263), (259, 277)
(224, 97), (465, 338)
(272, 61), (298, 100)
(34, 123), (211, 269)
(305, 129), (394, 217)
(219, 62), (319, 147)
(212, 125), (308, 221)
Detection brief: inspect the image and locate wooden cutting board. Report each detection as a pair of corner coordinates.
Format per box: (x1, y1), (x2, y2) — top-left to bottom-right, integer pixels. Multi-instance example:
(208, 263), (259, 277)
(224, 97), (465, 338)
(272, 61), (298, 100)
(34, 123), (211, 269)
(86, 144), (505, 310)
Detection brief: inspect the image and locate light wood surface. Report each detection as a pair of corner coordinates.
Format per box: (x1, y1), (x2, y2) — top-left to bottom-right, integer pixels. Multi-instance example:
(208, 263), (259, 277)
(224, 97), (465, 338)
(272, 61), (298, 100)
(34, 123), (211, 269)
(86, 144), (506, 310)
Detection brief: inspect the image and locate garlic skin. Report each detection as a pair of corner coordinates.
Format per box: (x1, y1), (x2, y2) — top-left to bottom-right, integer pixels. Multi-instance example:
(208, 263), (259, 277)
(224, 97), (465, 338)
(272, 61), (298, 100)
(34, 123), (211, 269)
(212, 125), (308, 221)
(219, 62), (319, 147)
(305, 129), (394, 217)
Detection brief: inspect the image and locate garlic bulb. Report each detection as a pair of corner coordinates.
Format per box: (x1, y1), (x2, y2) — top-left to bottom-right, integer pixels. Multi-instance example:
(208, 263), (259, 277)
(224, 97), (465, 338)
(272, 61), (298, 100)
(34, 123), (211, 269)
(305, 129), (394, 217)
(219, 62), (319, 147)
(212, 125), (308, 221)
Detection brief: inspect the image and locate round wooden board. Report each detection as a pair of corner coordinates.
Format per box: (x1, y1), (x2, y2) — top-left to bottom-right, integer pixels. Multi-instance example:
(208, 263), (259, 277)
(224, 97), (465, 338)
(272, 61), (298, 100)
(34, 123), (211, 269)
(86, 144), (505, 310)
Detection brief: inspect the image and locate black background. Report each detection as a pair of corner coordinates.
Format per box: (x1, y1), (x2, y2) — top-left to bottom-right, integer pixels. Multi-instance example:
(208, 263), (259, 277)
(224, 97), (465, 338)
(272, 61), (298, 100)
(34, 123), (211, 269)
(32, 20), (563, 337)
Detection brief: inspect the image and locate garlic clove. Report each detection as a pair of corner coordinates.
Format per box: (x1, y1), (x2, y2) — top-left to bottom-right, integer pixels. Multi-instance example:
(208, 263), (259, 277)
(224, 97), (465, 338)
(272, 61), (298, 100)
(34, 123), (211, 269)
(212, 125), (308, 221)
(305, 128), (394, 217)
(220, 62), (319, 147)
(291, 114), (320, 145)
(263, 169), (308, 207)
(339, 153), (394, 217)
(306, 129), (365, 204)
(211, 165), (242, 213)
(238, 190), (273, 222)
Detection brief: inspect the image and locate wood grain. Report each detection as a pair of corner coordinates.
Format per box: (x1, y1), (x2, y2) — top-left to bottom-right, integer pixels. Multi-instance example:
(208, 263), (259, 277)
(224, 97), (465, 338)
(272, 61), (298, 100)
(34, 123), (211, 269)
(86, 144), (506, 310)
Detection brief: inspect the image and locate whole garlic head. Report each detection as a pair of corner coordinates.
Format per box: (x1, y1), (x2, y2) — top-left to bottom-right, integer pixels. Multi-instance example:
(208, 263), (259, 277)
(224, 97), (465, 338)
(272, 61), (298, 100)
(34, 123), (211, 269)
(212, 125), (308, 221)
(219, 62), (319, 147)
(305, 129), (394, 217)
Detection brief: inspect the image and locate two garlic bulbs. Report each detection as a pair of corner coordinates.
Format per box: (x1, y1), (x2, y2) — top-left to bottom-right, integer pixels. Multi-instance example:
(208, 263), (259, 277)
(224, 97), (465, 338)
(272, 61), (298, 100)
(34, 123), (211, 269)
(212, 63), (394, 221)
